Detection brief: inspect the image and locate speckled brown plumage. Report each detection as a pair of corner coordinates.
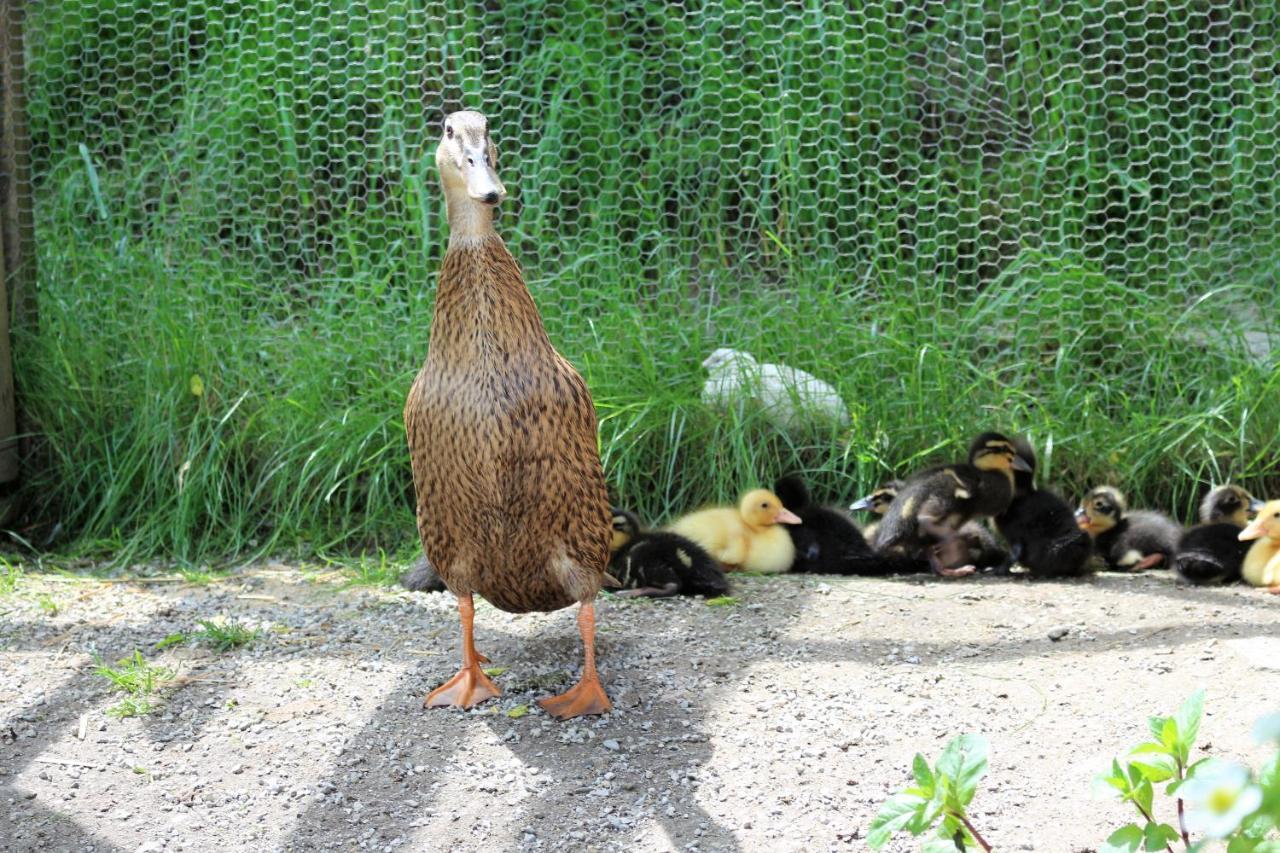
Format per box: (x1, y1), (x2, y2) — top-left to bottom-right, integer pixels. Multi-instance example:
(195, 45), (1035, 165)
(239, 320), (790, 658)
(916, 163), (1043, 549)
(404, 236), (611, 614)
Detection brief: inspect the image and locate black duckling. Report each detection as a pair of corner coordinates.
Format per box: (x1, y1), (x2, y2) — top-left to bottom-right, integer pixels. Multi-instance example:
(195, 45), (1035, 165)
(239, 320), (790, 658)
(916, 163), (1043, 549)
(400, 555), (447, 592)
(873, 432), (1031, 576)
(773, 475), (874, 574)
(849, 480), (904, 541)
(1173, 485), (1263, 586)
(958, 520), (1011, 572)
(851, 479), (1002, 573)
(607, 508), (729, 598)
(1076, 486), (1182, 572)
(993, 437), (1093, 578)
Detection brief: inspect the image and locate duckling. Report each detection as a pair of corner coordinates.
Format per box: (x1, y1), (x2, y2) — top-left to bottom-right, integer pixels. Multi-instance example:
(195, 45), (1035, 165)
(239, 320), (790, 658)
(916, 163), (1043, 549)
(400, 555), (447, 593)
(873, 432), (1031, 577)
(405, 111), (612, 720)
(1174, 485), (1263, 586)
(993, 437), (1094, 578)
(606, 508), (729, 598)
(849, 479), (998, 573)
(701, 348), (849, 432)
(958, 520), (1012, 572)
(1075, 486), (1182, 572)
(1237, 499), (1280, 592)
(668, 488), (802, 574)
(773, 475), (873, 574)
(848, 480), (903, 541)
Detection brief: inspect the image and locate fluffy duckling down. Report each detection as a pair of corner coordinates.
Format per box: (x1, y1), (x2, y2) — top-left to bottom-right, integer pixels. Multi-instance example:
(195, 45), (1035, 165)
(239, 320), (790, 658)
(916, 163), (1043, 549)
(1174, 485), (1262, 586)
(668, 488), (802, 574)
(1076, 486), (1182, 572)
(606, 508), (729, 598)
(1238, 500), (1280, 592)
(701, 348), (849, 432)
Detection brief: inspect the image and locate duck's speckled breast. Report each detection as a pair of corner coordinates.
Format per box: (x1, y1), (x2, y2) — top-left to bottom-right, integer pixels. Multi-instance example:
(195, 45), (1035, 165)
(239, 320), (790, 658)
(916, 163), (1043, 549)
(404, 238), (611, 613)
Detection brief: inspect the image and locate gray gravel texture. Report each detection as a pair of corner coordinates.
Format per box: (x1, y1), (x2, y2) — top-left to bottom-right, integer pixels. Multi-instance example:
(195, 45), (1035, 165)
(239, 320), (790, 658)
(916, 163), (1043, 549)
(1, 566), (1277, 852)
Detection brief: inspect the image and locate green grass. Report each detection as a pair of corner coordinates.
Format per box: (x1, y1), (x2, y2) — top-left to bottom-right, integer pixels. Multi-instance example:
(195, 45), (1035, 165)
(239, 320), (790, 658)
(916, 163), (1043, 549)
(0, 559), (21, 595)
(8, 1), (1280, 563)
(94, 650), (176, 718)
(190, 619), (259, 651)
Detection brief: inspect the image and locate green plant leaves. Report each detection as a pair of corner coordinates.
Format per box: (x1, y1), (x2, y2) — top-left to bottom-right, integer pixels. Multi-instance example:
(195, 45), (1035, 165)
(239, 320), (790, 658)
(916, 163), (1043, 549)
(867, 791), (926, 849)
(869, 735), (990, 849)
(1142, 822), (1179, 850)
(1100, 824), (1144, 853)
(912, 754), (935, 790)
(938, 734), (990, 807)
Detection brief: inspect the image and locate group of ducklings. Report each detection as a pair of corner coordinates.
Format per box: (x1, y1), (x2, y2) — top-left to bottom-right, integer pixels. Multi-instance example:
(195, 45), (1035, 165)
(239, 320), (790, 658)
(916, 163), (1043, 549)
(606, 431), (1280, 598)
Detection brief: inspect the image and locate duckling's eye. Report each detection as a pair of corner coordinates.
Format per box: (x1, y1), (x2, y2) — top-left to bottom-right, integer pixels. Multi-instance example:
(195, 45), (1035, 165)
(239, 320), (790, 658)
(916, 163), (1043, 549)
(445, 124), (454, 139)
(467, 157), (475, 166)
(760, 502), (769, 509)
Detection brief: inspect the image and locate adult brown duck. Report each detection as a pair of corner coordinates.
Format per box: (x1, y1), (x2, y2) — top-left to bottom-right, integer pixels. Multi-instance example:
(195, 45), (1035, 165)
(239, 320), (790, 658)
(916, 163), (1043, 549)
(404, 111), (612, 720)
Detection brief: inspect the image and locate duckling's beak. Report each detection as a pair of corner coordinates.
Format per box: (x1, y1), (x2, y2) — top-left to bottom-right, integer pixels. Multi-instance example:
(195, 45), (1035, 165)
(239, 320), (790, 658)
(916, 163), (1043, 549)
(1074, 508), (1091, 530)
(1011, 455), (1033, 473)
(1248, 498), (1266, 514)
(848, 497), (873, 512)
(774, 508), (802, 525)
(1239, 516), (1267, 541)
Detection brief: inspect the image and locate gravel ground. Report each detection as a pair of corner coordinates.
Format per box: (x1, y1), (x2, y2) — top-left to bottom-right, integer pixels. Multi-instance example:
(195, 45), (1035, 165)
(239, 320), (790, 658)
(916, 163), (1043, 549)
(2, 566), (1278, 852)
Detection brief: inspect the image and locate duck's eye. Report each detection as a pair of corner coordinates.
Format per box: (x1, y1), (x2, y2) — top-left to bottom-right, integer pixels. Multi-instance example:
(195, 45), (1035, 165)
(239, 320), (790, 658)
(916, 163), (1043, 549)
(446, 124), (454, 139)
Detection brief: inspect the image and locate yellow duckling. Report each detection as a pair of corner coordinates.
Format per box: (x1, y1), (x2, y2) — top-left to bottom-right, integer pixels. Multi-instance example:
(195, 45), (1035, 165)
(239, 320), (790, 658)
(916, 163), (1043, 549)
(1238, 499), (1280, 593)
(668, 489), (802, 574)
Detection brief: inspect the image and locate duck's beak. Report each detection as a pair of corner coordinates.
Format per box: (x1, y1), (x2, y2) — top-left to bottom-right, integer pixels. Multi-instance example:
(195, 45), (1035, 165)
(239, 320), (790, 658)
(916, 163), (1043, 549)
(848, 497), (873, 512)
(1011, 455), (1033, 473)
(774, 508), (802, 525)
(464, 144), (506, 205)
(1239, 516), (1267, 541)
(1248, 498), (1265, 514)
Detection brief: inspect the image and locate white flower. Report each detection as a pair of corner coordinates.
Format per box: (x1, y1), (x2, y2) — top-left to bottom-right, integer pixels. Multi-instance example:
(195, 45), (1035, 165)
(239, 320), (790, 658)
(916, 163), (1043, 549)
(1180, 760), (1263, 839)
(1252, 712), (1280, 745)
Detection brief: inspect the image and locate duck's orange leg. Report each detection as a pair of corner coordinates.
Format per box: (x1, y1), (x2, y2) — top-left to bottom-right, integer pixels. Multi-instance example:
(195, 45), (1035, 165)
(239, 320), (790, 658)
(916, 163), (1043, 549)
(538, 601), (612, 720)
(425, 594), (500, 709)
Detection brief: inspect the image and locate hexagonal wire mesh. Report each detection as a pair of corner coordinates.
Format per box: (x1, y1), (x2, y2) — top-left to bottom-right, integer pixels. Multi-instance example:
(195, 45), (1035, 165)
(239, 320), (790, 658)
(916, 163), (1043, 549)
(6, 1), (1280, 556)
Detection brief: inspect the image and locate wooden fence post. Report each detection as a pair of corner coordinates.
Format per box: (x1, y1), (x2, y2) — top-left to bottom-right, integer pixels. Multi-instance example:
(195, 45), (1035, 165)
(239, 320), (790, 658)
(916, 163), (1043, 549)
(0, 0), (33, 488)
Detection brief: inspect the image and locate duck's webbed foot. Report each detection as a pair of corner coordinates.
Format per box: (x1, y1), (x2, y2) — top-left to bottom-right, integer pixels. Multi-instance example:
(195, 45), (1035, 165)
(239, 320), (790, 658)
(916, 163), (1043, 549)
(538, 601), (611, 720)
(1130, 553), (1166, 572)
(424, 663), (501, 709)
(613, 583), (681, 599)
(424, 594), (500, 710)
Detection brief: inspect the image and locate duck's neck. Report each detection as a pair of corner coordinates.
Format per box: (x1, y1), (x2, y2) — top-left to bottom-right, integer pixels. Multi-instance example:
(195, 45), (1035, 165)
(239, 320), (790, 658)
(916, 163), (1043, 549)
(445, 185), (497, 247)
(431, 206), (553, 363)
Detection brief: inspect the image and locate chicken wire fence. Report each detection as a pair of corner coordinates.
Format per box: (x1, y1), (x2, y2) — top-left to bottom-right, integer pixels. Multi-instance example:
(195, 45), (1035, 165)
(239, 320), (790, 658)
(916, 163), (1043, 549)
(5, 0), (1280, 544)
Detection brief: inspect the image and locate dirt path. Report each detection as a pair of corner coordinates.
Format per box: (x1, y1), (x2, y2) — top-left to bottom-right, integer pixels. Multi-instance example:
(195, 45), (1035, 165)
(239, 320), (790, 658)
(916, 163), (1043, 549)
(1, 566), (1277, 852)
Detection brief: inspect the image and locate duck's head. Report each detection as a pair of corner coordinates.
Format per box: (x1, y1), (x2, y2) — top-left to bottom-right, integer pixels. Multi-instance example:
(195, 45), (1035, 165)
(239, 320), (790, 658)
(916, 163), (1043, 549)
(1009, 435), (1038, 492)
(436, 111), (507, 218)
(849, 480), (902, 515)
(1076, 485), (1126, 536)
(609, 507), (641, 553)
(1200, 485), (1263, 527)
(1239, 499), (1280, 543)
(968, 432), (1033, 484)
(739, 488), (802, 528)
